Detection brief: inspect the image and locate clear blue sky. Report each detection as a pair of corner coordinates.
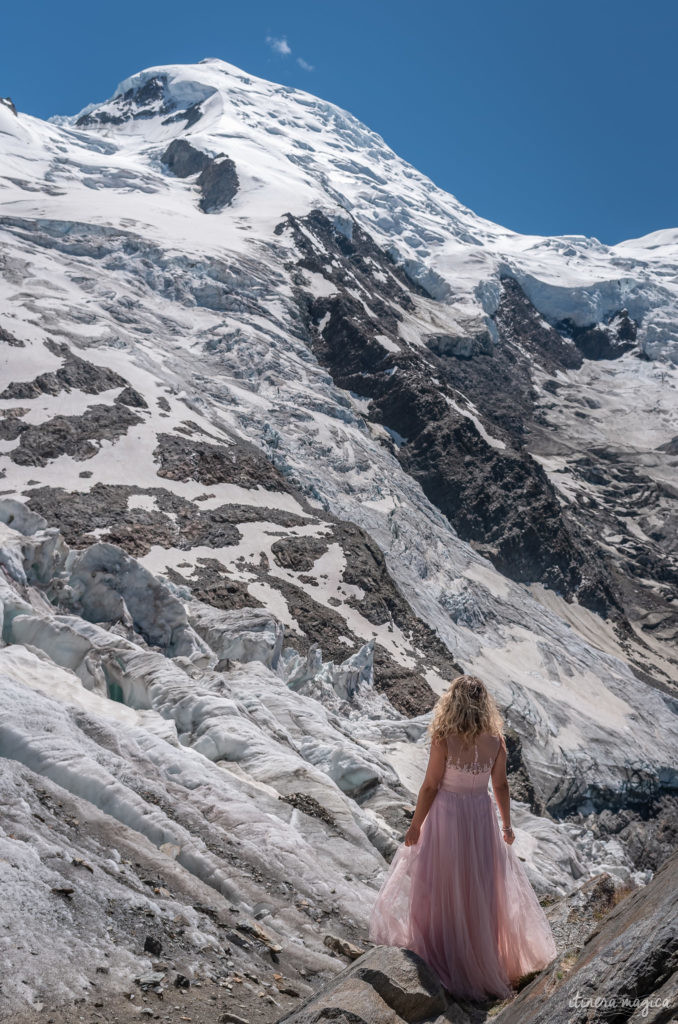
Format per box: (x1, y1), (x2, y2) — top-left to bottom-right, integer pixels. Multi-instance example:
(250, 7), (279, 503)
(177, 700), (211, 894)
(3, 0), (677, 244)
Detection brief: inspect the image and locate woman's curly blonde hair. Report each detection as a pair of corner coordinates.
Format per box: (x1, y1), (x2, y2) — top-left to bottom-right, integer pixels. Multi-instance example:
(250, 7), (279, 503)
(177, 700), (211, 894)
(428, 675), (504, 744)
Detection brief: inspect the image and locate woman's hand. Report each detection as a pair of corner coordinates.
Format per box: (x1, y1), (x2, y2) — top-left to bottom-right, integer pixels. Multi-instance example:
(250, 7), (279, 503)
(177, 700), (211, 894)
(502, 825), (515, 845)
(404, 823), (421, 846)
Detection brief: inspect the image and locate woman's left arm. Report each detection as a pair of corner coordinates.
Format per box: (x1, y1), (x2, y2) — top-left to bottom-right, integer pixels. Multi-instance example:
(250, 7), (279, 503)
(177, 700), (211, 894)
(404, 736), (447, 846)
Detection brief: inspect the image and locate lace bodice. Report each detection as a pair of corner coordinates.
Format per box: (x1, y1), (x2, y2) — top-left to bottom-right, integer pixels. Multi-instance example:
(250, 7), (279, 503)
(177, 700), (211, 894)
(445, 746), (495, 774)
(439, 733), (502, 794)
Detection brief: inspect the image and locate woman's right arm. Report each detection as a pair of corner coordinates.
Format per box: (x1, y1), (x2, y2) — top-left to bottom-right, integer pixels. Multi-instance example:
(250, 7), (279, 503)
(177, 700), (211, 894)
(491, 736), (515, 845)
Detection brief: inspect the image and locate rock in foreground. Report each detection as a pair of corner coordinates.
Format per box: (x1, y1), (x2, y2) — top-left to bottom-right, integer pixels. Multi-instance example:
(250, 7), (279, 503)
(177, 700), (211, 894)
(497, 848), (678, 1023)
(275, 945), (449, 1024)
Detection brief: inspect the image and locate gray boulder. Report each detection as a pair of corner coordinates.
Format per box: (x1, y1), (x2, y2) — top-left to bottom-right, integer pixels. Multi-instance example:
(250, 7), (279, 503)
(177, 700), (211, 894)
(276, 945), (450, 1023)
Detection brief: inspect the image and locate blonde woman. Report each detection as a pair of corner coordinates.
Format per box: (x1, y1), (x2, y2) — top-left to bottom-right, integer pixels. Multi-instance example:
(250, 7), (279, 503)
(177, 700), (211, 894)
(369, 675), (557, 1001)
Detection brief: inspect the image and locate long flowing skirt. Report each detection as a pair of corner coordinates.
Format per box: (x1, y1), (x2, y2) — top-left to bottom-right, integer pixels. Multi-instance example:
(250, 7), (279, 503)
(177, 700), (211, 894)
(368, 789), (557, 1001)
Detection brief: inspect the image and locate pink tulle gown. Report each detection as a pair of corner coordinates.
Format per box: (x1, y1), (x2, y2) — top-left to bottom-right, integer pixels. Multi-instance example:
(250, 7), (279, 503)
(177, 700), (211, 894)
(369, 733), (557, 1001)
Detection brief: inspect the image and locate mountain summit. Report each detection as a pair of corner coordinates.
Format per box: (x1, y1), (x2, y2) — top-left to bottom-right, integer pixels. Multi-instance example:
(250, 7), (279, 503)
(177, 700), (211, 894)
(9, 57), (678, 359)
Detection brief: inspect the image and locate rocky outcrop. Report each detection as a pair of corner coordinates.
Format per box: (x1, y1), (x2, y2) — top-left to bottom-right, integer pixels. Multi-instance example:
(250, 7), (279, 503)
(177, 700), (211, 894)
(165, 556), (265, 611)
(276, 946), (449, 1024)
(0, 338), (130, 400)
(197, 155), (239, 212)
(272, 535), (329, 572)
(77, 75), (169, 127)
(288, 210), (621, 620)
(153, 430), (289, 490)
(0, 409), (28, 441)
(24, 482), (305, 553)
(160, 138), (211, 178)
(498, 849), (678, 1024)
(161, 138), (239, 211)
(8, 403), (145, 466)
(76, 74), (211, 129)
(0, 323), (24, 346)
(555, 309), (637, 360)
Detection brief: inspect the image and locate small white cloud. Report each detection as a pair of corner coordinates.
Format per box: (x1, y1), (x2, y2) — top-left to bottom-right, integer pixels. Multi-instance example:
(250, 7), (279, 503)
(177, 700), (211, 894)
(266, 35), (291, 57)
(297, 57), (314, 72)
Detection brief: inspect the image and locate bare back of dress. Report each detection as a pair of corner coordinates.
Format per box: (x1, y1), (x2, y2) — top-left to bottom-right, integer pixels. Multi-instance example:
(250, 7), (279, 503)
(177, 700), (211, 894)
(439, 732), (502, 794)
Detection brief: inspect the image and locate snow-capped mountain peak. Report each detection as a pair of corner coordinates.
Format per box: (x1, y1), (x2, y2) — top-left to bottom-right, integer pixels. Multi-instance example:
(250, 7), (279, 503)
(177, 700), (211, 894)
(4, 58), (666, 361)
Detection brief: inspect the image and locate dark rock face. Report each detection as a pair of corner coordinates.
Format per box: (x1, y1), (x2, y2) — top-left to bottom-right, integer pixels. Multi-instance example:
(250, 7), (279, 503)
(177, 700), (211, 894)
(570, 794), (678, 874)
(143, 935), (162, 956)
(0, 339), (129, 400)
(161, 102), (204, 128)
(1, 96), (17, 116)
(424, 331), (493, 360)
(0, 325), (24, 347)
(278, 207), (427, 307)
(0, 410), (28, 441)
(164, 558), (264, 612)
(497, 848), (678, 1024)
(285, 209), (620, 620)
(24, 482), (305, 555)
(370, 651), (439, 718)
(555, 308), (638, 360)
(153, 430), (290, 491)
(197, 156), (239, 212)
(160, 139), (239, 211)
(398, 415), (613, 612)
(272, 535), (329, 572)
(8, 404), (144, 467)
(336, 522), (413, 627)
(130, 76), (165, 106)
(276, 945), (448, 1024)
(114, 385), (148, 409)
(77, 76), (166, 127)
(330, 521), (464, 685)
(76, 75), (208, 129)
(160, 139), (210, 178)
(494, 276), (584, 375)
(658, 436), (678, 455)
(266, 570), (362, 651)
